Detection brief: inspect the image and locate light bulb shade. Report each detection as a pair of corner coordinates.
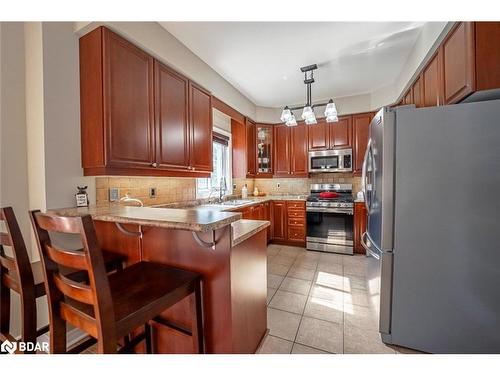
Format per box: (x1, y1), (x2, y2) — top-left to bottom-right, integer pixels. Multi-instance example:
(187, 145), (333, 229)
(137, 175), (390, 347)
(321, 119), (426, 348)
(285, 114), (297, 126)
(301, 106), (314, 120)
(326, 115), (339, 123)
(280, 107), (292, 122)
(305, 116), (317, 125)
(324, 101), (337, 117)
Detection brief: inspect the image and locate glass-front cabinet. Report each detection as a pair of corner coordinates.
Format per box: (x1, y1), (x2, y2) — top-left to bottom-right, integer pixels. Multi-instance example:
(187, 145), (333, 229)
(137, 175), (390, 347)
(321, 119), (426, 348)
(255, 124), (273, 177)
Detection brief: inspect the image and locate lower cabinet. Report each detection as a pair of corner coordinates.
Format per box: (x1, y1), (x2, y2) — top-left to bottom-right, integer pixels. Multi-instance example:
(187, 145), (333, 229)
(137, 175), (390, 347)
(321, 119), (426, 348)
(270, 201), (287, 241)
(238, 202), (271, 242)
(270, 200), (305, 246)
(353, 202), (367, 254)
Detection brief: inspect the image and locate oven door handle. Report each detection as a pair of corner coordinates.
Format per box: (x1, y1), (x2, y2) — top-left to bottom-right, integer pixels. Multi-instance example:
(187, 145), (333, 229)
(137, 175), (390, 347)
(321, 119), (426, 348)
(306, 207), (353, 214)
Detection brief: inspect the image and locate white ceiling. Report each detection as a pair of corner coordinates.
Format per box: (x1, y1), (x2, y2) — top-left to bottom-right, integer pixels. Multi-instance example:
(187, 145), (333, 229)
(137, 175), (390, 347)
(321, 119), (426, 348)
(160, 22), (425, 108)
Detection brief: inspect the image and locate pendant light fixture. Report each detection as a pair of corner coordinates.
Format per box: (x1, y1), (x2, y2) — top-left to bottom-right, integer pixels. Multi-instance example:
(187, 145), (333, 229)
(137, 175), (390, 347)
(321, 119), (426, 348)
(280, 64), (338, 126)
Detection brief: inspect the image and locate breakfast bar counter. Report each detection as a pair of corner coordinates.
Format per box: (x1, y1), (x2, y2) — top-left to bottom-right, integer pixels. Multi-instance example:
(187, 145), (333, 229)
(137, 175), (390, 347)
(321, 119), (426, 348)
(46, 205), (269, 354)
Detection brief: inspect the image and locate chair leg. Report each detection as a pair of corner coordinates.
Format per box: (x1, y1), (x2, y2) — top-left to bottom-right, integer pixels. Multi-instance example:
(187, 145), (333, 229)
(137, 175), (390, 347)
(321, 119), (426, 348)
(0, 280), (10, 339)
(50, 315), (67, 354)
(144, 323), (152, 354)
(20, 293), (37, 353)
(191, 279), (204, 354)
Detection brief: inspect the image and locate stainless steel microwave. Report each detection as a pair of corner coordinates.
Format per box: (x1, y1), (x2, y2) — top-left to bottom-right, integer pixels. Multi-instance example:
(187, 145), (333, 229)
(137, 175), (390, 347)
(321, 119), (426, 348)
(308, 149), (353, 173)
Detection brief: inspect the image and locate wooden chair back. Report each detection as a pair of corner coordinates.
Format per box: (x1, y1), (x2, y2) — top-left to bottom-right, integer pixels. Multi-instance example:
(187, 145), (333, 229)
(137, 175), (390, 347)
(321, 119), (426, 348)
(29, 210), (117, 353)
(0, 207), (36, 344)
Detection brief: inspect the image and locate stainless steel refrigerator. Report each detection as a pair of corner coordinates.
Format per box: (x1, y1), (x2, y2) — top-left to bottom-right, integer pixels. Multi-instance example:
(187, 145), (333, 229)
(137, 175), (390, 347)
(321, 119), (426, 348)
(361, 99), (500, 354)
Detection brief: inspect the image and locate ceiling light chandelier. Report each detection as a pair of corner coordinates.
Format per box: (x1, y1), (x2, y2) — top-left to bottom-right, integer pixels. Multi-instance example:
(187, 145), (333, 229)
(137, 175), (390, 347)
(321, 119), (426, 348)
(280, 64), (338, 126)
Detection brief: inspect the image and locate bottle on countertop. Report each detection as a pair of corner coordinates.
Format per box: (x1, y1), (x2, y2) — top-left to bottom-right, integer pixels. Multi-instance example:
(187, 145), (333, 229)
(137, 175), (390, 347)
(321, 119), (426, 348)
(253, 186), (259, 196)
(242, 184), (248, 199)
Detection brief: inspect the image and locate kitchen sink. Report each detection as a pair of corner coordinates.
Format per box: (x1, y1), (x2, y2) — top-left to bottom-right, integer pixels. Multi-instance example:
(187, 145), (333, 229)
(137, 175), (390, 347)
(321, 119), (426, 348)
(219, 199), (254, 206)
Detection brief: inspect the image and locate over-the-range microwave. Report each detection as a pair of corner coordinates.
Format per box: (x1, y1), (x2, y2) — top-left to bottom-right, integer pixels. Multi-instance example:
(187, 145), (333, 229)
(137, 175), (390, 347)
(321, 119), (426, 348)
(308, 149), (352, 173)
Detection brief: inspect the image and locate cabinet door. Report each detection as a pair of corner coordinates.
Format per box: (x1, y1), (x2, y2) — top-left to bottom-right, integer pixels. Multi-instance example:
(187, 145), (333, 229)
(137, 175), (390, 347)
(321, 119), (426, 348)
(308, 119), (329, 150)
(412, 76), (423, 108)
(255, 124), (273, 177)
(329, 115), (352, 149)
(189, 82), (212, 172)
(103, 28), (155, 168)
(273, 124), (290, 176)
(403, 89), (413, 105)
(271, 201), (287, 241)
(352, 113), (373, 175)
(154, 61), (190, 170)
(442, 22), (475, 104)
(246, 119), (256, 177)
(475, 22), (500, 91)
(290, 124), (308, 177)
(422, 52), (442, 107)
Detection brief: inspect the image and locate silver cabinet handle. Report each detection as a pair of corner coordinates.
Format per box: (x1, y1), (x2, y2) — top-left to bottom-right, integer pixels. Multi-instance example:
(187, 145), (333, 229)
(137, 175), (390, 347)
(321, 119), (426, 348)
(151, 162), (158, 168)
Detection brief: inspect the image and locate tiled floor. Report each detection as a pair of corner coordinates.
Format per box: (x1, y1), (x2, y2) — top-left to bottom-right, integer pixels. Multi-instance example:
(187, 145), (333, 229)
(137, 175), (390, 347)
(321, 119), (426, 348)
(259, 244), (415, 354)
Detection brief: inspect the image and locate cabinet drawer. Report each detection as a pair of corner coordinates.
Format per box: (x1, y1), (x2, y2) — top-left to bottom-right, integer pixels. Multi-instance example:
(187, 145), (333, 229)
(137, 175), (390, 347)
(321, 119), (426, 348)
(287, 201), (305, 210)
(288, 218), (305, 227)
(287, 209), (305, 218)
(288, 226), (305, 241)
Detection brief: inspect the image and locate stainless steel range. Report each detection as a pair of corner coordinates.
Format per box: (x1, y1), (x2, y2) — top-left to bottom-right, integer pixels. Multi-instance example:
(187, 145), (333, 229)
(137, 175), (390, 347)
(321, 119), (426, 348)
(306, 184), (354, 255)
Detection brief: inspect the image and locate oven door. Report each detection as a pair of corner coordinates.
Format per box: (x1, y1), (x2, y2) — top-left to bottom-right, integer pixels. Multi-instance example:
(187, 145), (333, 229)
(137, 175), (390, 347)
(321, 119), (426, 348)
(306, 208), (354, 254)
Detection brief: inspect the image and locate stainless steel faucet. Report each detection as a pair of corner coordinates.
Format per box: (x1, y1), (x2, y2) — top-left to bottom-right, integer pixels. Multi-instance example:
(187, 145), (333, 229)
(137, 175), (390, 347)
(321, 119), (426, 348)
(119, 193), (144, 207)
(218, 177), (227, 203)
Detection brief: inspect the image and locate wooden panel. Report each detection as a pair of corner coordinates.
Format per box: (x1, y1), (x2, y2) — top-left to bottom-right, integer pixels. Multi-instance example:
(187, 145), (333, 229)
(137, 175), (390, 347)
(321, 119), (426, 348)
(412, 76), (423, 108)
(273, 124), (290, 176)
(287, 226), (305, 242)
(288, 218), (305, 227)
(422, 52), (442, 107)
(79, 27), (105, 168)
(287, 201), (305, 210)
(103, 27), (155, 168)
(211, 96), (245, 124)
(231, 119), (247, 178)
(290, 124), (308, 177)
(270, 201), (287, 241)
(287, 210), (305, 218)
(154, 61), (190, 170)
(93, 221), (141, 266)
(442, 22), (475, 104)
(308, 119), (329, 150)
(475, 22), (500, 91)
(403, 89), (413, 105)
(245, 119), (256, 177)
(189, 82), (213, 171)
(352, 112), (373, 175)
(329, 115), (352, 149)
(354, 202), (367, 254)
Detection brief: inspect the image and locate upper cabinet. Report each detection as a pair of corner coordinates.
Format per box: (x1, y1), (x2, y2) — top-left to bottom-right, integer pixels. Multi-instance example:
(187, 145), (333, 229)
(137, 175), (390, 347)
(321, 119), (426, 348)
(273, 124), (290, 176)
(352, 112), (374, 176)
(273, 123), (308, 178)
(308, 116), (352, 151)
(245, 118), (256, 177)
(442, 22), (475, 104)
(80, 26), (212, 177)
(397, 22), (500, 108)
(255, 124), (273, 177)
(308, 120), (329, 150)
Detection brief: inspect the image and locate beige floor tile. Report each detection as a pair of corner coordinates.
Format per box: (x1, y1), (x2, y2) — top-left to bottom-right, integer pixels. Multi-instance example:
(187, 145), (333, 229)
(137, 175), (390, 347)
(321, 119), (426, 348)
(267, 274), (284, 289)
(319, 253), (344, 265)
(343, 263), (367, 277)
(344, 324), (396, 354)
(310, 285), (344, 304)
(303, 296), (344, 324)
(293, 258), (318, 270)
(279, 277), (312, 296)
(267, 308), (302, 341)
(296, 251), (321, 261)
(287, 266), (315, 281)
(267, 245), (281, 256)
(314, 270), (344, 290)
(296, 317), (343, 354)
(267, 288), (277, 305)
(344, 289), (370, 307)
(279, 246), (303, 257)
(257, 335), (293, 354)
(291, 343), (331, 354)
(316, 262), (343, 274)
(343, 274), (368, 291)
(269, 290), (308, 314)
(273, 254), (297, 266)
(343, 304), (379, 331)
(268, 262), (291, 276)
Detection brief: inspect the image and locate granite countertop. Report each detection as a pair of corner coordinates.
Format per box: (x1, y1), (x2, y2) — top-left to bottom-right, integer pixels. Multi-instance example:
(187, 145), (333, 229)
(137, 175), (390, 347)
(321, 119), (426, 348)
(46, 205), (242, 232)
(231, 219), (270, 246)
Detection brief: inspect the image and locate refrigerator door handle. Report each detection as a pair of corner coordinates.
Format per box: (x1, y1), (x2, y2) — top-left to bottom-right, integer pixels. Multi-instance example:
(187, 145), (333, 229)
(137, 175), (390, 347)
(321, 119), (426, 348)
(361, 139), (372, 212)
(361, 231), (380, 260)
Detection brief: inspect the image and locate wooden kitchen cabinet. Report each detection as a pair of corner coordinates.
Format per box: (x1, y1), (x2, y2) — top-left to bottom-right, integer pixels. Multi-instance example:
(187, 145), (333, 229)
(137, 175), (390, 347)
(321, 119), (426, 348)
(442, 22), (476, 104)
(329, 116), (352, 149)
(255, 124), (273, 177)
(412, 76), (423, 108)
(422, 52), (442, 107)
(270, 201), (287, 241)
(352, 112), (374, 176)
(286, 201), (306, 244)
(403, 89), (413, 105)
(245, 119), (256, 177)
(273, 124), (291, 177)
(475, 22), (500, 91)
(80, 26), (212, 177)
(354, 202), (367, 254)
(290, 124), (308, 177)
(308, 120), (329, 150)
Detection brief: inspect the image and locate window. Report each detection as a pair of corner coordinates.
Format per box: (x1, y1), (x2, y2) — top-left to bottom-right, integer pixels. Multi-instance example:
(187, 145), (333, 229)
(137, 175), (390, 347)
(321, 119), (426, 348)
(196, 132), (232, 199)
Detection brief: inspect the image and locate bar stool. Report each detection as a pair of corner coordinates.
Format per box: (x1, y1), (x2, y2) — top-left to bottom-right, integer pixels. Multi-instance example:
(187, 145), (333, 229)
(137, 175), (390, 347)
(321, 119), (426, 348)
(0, 206), (124, 353)
(29, 211), (204, 354)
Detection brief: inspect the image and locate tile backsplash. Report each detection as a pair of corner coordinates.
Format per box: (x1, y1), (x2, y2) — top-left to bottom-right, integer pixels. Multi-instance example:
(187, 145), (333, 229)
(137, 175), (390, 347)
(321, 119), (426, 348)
(95, 174), (362, 206)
